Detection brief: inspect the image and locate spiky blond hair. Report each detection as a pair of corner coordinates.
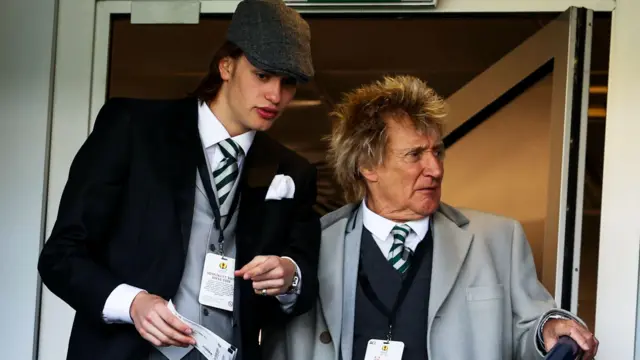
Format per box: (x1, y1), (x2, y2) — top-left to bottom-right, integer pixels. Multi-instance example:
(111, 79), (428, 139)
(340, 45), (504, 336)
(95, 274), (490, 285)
(327, 75), (447, 202)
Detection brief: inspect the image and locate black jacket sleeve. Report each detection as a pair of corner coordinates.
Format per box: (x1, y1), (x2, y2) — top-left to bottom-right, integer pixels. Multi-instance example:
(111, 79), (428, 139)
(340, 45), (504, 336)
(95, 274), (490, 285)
(38, 98), (133, 323)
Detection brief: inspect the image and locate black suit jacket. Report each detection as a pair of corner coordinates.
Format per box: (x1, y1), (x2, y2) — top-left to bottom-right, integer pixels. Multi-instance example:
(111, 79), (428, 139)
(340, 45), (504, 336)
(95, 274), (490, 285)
(38, 97), (321, 360)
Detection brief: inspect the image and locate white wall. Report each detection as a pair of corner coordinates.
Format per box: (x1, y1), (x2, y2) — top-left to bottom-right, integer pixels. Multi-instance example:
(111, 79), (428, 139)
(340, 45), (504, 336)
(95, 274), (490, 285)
(595, 0), (640, 357)
(38, 0), (96, 359)
(0, 0), (58, 359)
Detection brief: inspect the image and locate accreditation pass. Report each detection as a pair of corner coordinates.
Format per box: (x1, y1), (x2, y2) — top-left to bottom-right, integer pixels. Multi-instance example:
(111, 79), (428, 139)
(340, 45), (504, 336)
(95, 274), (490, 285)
(199, 253), (235, 311)
(364, 339), (405, 360)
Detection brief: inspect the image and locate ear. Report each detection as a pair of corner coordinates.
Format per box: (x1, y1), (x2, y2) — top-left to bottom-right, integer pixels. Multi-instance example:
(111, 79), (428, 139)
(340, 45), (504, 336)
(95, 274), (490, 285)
(359, 166), (379, 183)
(218, 57), (235, 81)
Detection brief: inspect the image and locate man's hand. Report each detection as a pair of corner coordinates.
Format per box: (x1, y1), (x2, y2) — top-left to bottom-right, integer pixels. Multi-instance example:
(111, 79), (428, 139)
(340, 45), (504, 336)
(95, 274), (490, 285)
(130, 292), (196, 348)
(235, 255), (295, 296)
(543, 318), (598, 359)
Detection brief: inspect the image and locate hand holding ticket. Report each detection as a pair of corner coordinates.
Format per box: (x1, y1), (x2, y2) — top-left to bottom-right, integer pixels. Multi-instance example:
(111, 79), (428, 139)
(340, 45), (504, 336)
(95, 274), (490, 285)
(155, 301), (237, 360)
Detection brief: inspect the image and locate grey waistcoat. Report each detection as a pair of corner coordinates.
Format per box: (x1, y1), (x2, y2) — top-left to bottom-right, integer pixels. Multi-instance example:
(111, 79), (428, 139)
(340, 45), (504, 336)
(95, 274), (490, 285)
(151, 161), (243, 360)
(352, 228), (433, 360)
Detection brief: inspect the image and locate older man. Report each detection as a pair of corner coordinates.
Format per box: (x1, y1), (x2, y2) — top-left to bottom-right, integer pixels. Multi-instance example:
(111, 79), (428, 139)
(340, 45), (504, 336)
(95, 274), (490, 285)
(262, 75), (598, 360)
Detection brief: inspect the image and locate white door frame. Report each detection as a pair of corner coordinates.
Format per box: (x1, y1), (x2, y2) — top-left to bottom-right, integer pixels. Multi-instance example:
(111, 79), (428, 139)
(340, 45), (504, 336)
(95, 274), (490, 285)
(43, 1), (618, 360)
(443, 8), (593, 312)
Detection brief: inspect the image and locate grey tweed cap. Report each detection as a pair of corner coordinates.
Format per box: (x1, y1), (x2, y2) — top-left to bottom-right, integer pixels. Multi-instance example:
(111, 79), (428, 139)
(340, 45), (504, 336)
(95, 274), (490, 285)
(226, 0), (314, 83)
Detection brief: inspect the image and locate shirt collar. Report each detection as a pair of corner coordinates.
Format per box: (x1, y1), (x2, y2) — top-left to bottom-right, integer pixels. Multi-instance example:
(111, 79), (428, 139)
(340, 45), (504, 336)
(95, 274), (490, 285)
(361, 199), (430, 241)
(198, 101), (255, 155)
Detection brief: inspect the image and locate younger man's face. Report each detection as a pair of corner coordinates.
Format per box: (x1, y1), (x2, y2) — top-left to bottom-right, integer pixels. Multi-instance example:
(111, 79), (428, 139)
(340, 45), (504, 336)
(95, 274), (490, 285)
(220, 55), (297, 132)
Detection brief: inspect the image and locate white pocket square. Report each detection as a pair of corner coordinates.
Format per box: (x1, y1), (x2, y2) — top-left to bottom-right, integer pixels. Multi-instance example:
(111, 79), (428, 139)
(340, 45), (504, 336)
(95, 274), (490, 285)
(265, 175), (296, 200)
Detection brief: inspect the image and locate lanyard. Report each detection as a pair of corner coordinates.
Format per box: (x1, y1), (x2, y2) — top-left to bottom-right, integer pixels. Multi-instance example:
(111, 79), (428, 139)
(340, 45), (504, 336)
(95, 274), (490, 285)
(196, 155), (242, 255)
(358, 229), (431, 341)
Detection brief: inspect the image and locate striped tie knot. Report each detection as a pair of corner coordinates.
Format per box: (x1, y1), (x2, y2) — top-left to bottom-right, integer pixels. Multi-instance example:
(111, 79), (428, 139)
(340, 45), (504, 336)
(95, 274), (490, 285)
(213, 139), (243, 206)
(388, 224), (412, 273)
(217, 138), (241, 160)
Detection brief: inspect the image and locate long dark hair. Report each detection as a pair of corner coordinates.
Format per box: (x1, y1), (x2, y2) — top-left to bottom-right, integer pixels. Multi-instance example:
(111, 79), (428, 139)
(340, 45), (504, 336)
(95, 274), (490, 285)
(192, 41), (244, 104)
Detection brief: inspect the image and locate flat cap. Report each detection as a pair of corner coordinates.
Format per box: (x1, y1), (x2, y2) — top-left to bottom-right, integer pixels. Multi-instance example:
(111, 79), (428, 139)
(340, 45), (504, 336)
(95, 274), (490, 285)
(227, 0), (314, 83)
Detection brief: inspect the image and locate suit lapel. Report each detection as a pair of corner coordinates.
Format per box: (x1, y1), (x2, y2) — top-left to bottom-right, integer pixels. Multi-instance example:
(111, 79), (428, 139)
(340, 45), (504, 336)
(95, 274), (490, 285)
(427, 207), (473, 329)
(167, 98), (202, 254)
(235, 132), (279, 259)
(318, 218), (347, 357)
(317, 205), (361, 360)
(241, 132), (279, 189)
(340, 208), (363, 360)
(195, 167), (208, 200)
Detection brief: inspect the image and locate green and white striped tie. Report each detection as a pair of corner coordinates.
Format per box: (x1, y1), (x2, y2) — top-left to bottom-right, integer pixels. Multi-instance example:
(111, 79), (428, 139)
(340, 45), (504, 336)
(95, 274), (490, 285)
(213, 138), (242, 206)
(388, 224), (411, 273)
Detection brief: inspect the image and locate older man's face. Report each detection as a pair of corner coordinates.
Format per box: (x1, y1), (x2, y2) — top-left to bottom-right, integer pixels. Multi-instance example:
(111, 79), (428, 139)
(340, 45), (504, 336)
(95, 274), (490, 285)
(363, 116), (444, 221)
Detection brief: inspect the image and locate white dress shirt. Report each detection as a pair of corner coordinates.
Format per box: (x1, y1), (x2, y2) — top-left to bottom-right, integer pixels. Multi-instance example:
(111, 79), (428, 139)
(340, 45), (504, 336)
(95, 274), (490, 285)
(198, 102), (254, 216)
(361, 200), (430, 257)
(102, 102), (301, 324)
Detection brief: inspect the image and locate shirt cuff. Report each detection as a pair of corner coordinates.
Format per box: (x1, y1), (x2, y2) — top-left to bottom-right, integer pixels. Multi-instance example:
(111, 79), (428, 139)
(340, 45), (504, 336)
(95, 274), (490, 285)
(102, 284), (146, 324)
(276, 256), (302, 313)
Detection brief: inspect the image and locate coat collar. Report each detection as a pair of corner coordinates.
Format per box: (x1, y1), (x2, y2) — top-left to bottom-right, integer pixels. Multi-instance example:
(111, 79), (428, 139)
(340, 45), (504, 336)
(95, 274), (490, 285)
(427, 204), (473, 327)
(318, 204), (359, 357)
(240, 131), (279, 189)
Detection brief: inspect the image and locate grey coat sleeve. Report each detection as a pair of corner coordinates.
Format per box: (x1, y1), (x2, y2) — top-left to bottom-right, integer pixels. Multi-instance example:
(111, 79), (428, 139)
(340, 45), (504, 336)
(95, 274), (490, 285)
(509, 221), (585, 359)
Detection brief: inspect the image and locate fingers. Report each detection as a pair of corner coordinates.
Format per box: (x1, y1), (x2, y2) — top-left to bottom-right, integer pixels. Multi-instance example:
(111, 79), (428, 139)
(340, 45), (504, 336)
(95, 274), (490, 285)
(131, 293), (195, 347)
(591, 335), (600, 359)
(236, 256), (278, 280)
(253, 278), (286, 291)
(157, 305), (192, 336)
(571, 326), (598, 359)
(567, 324), (595, 354)
(137, 326), (164, 348)
(141, 312), (183, 347)
(547, 319), (598, 358)
(156, 307), (196, 346)
(253, 287), (282, 296)
(235, 256), (267, 278)
(251, 265), (285, 282)
(140, 311), (195, 347)
(237, 256), (295, 297)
